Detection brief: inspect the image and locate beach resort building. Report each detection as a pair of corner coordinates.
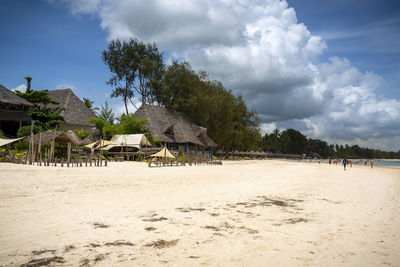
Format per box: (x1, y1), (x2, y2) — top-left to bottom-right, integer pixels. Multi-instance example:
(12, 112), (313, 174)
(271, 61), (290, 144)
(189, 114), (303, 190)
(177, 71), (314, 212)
(47, 89), (97, 132)
(0, 84), (33, 136)
(133, 104), (217, 156)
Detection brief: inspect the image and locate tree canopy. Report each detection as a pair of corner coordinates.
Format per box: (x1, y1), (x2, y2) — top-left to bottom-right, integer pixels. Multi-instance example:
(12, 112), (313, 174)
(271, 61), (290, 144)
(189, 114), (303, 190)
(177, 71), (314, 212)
(102, 38), (164, 114)
(156, 61), (261, 151)
(15, 77), (64, 130)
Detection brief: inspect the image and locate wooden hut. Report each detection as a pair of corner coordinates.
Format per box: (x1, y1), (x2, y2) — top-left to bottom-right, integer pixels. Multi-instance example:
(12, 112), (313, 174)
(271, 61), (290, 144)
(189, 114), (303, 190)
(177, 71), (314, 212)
(0, 84), (33, 136)
(134, 104), (217, 157)
(46, 89), (97, 132)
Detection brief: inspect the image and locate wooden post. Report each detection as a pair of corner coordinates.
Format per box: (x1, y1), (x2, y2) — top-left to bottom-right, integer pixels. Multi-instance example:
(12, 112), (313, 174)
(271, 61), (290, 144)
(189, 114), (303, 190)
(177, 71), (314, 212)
(54, 157), (57, 167)
(28, 132), (33, 165)
(105, 159), (107, 167)
(90, 156), (92, 167)
(85, 156), (88, 167)
(38, 132), (42, 165)
(164, 144), (166, 164)
(31, 133), (35, 164)
(61, 157), (64, 167)
(67, 142), (71, 164)
(50, 140), (55, 163)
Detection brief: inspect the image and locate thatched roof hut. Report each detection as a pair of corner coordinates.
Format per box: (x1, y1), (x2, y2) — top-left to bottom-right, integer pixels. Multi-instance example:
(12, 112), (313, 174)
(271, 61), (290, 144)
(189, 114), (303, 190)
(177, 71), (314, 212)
(134, 104), (216, 147)
(0, 84), (33, 109)
(0, 84), (33, 136)
(47, 89), (97, 132)
(0, 84), (33, 122)
(25, 130), (82, 146)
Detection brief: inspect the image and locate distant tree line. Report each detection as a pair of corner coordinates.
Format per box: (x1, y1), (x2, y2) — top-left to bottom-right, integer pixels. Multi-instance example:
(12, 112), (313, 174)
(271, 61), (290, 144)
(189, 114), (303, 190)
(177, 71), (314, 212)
(260, 129), (400, 159)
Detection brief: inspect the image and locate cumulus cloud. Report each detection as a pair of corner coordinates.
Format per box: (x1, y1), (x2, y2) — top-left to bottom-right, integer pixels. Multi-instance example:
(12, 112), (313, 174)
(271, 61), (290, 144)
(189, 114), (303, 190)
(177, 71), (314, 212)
(58, 0), (400, 150)
(11, 84), (27, 92)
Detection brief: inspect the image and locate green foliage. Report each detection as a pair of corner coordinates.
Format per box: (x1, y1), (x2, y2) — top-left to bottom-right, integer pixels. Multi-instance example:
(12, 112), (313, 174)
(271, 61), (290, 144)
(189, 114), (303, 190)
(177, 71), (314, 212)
(74, 129), (91, 139)
(0, 130), (3, 138)
(260, 128), (400, 159)
(89, 115), (159, 145)
(17, 125), (42, 137)
(83, 98), (99, 112)
(156, 61), (261, 151)
(98, 101), (115, 124)
(89, 117), (108, 133)
(24, 76), (32, 93)
(176, 155), (188, 163)
(15, 88), (64, 130)
(118, 114), (148, 134)
(102, 38), (164, 114)
(15, 141), (29, 152)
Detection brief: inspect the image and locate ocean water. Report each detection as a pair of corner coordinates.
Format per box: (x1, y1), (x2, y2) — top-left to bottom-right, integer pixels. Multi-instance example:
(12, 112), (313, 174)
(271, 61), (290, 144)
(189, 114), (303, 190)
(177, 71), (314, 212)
(373, 160), (400, 168)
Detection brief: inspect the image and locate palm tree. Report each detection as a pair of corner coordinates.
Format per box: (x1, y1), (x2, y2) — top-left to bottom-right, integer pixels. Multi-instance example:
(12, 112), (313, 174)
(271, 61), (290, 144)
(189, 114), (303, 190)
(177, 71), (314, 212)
(83, 98), (99, 113)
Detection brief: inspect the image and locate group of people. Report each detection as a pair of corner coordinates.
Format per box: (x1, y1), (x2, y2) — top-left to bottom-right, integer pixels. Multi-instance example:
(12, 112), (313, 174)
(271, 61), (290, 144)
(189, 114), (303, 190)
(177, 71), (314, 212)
(329, 158), (374, 170)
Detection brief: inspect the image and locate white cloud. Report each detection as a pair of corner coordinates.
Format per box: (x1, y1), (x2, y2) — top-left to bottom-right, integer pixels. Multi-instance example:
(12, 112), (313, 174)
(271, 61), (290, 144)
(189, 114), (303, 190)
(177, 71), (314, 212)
(11, 84), (27, 92)
(59, 0), (400, 150)
(110, 99), (141, 117)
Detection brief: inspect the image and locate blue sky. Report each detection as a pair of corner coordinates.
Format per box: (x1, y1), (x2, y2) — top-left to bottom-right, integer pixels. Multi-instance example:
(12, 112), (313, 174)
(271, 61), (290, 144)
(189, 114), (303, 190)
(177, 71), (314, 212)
(1, 0), (399, 150)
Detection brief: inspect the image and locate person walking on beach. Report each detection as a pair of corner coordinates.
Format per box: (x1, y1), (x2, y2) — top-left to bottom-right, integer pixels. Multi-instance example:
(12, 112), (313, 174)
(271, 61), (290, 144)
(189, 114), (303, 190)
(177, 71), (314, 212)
(329, 158), (332, 165)
(343, 158), (347, 170)
(349, 159), (352, 168)
(371, 159), (374, 168)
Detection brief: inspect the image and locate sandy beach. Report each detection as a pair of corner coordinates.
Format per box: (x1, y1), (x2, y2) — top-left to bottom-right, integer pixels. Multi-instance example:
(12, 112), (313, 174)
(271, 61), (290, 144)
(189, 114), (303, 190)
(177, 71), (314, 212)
(0, 160), (399, 266)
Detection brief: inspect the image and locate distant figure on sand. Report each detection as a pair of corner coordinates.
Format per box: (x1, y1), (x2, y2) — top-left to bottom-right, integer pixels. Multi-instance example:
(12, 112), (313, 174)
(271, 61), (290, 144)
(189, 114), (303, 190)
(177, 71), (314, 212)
(349, 159), (352, 168)
(343, 158), (347, 170)
(371, 160), (374, 168)
(329, 159), (331, 165)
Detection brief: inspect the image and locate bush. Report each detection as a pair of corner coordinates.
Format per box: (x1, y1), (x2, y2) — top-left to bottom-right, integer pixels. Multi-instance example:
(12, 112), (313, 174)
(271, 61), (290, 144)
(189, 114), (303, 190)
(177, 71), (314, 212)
(74, 129), (91, 139)
(0, 130), (4, 138)
(17, 125), (42, 137)
(15, 141), (29, 152)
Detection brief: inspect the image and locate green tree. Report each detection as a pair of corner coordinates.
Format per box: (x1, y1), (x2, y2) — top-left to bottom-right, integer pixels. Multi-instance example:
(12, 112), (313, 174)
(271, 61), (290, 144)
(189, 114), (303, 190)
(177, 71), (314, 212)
(24, 76), (32, 93)
(156, 61), (260, 151)
(102, 38), (164, 114)
(15, 78), (64, 130)
(83, 98), (99, 112)
(98, 101), (115, 125)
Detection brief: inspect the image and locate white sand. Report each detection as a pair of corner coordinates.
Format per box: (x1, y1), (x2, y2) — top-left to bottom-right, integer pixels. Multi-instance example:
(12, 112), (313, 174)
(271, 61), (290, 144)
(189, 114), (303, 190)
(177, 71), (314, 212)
(0, 160), (399, 266)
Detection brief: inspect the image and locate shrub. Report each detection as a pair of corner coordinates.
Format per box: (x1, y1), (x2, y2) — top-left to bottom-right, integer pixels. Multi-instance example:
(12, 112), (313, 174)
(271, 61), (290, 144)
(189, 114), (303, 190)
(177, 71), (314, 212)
(0, 130), (4, 138)
(17, 125), (42, 137)
(74, 129), (91, 139)
(15, 141), (29, 152)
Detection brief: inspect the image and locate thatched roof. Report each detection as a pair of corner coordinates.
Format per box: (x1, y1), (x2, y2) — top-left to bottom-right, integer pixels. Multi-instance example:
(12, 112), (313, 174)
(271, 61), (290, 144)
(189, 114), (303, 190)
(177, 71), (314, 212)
(0, 84), (33, 107)
(47, 89), (96, 127)
(25, 130), (82, 146)
(80, 130), (103, 146)
(134, 104), (217, 147)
